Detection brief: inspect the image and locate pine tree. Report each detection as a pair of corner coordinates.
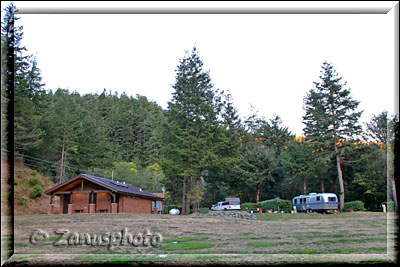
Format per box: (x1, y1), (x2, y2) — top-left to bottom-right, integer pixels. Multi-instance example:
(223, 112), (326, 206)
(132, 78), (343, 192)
(162, 46), (221, 214)
(1, 3), (45, 157)
(208, 92), (243, 197)
(303, 61), (363, 210)
(239, 146), (277, 203)
(364, 111), (390, 145)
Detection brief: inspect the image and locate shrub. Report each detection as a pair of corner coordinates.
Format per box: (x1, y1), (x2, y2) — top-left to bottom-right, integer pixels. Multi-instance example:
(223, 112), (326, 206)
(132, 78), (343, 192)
(31, 170), (38, 176)
(18, 196), (28, 205)
(198, 207), (209, 213)
(29, 184), (43, 199)
(279, 200), (292, 213)
(241, 202), (257, 210)
(28, 177), (41, 187)
(343, 200), (366, 211)
(256, 198), (292, 213)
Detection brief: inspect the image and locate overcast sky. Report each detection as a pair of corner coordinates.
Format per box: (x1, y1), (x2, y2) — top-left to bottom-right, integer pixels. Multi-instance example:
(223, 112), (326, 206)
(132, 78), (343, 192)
(2, 1), (397, 136)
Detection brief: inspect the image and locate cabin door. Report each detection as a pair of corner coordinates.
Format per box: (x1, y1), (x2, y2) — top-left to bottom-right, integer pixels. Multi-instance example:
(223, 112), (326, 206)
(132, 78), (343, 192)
(63, 194), (70, 214)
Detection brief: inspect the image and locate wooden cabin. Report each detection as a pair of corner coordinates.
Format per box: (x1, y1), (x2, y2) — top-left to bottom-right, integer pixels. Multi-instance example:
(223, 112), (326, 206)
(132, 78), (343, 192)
(44, 174), (163, 214)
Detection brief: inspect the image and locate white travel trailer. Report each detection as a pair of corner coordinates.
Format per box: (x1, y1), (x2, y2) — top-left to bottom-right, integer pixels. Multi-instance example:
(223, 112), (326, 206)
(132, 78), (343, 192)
(292, 193), (338, 213)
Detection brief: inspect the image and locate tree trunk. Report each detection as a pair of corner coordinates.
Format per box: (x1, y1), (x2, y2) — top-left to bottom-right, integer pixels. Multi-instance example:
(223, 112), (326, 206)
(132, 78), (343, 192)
(334, 143), (345, 210)
(320, 176), (325, 193)
(302, 176), (307, 195)
(333, 175), (337, 195)
(192, 178), (200, 213)
(256, 183), (260, 203)
(229, 181), (235, 197)
(59, 135), (65, 184)
(181, 176), (186, 215)
(391, 177), (398, 212)
(185, 177), (191, 215)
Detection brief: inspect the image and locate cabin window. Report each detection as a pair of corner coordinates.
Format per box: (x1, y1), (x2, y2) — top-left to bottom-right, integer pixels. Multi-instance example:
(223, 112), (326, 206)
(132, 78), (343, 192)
(316, 196), (320, 201)
(328, 197), (336, 202)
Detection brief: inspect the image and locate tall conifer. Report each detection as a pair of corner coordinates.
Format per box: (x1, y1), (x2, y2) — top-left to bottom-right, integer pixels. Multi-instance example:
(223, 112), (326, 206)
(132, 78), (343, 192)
(303, 61), (363, 210)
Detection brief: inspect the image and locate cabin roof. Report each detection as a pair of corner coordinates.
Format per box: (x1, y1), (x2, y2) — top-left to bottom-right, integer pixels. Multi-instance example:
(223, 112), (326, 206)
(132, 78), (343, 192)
(44, 173), (163, 199)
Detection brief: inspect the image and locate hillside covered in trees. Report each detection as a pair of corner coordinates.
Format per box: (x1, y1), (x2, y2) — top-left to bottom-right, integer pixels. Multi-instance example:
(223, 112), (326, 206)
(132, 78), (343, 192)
(1, 3), (398, 214)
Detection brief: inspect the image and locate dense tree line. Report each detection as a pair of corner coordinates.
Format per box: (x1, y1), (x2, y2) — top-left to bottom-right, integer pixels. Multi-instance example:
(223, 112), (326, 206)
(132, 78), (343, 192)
(2, 3), (398, 213)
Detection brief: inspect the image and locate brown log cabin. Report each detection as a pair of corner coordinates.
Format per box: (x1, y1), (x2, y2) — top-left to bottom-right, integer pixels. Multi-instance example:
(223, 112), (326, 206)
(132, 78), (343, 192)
(44, 174), (163, 214)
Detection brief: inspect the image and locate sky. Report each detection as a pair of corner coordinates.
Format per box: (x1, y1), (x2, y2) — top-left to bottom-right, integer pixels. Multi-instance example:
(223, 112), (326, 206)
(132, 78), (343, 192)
(2, 1), (397, 136)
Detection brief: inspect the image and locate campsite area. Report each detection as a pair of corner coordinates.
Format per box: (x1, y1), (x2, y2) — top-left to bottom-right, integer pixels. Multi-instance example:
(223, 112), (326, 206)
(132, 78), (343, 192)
(3, 211), (397, 265)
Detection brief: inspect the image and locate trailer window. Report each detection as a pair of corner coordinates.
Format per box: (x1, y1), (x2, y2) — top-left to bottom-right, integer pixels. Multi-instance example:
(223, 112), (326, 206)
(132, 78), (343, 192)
(294, 199), (297, 204)
(316, 196), (320, 201)
(328, 197), (336, 202)
(299, 199), (302, 204)
(303, 198), (307, 203)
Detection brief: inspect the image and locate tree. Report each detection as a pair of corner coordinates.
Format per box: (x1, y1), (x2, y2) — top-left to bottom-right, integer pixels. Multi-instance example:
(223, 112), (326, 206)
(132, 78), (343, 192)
(207, 92), (243, 197)
(364, 111), (389, 144)
(282, 136), (330, 195)
(303, 61), (363, 210)
(1, 3), (46, 160)
(162, 46), (221, 214)
(50, 90), (81, 182)
(14, 56), (45, 157)
(239, 146), (277, 203)
(259, 114), (292, 158)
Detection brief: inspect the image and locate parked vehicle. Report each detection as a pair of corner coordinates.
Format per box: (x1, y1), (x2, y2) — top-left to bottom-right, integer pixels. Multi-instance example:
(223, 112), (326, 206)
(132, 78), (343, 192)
(292, 193), (338, 213)
(211, 198), (241, 211)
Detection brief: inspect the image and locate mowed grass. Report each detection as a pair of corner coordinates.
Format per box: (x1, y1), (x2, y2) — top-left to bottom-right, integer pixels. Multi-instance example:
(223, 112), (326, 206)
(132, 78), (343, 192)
(160, 243), (215, 251)
(8, 212), (396, 265)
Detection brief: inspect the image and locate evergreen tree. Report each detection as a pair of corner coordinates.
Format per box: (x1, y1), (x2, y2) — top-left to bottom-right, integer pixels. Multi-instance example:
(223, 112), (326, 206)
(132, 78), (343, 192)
(162, 46), (221, 214)
(1, 3), (45, 158)
(78, 93), (112, 174)
(303, 61), (363, 210)
(14, 56), (45, 157)
(364, 111), (389, 144)
(51, 89), (81, 182)
(208, 92), (243, 197)
(239, 146), (277, 203)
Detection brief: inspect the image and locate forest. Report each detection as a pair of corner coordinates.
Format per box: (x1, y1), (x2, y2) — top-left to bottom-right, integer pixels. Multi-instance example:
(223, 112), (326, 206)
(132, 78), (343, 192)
(1, 3), (398, 214)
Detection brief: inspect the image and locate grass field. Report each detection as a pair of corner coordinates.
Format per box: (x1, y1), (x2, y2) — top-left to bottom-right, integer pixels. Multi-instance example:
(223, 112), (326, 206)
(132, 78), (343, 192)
(2, 211), (398, 265)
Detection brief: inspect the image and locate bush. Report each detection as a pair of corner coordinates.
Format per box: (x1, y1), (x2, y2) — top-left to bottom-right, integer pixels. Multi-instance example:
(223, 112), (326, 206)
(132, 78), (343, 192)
(343, 200), (366, 211)
(241, 202), (257, 210)
(256, 198), (292, 213)
(28, 177), (41, 187)
(18, 196), (28, 205)
(31, 170), (38, 176)
(198, 207), (209, 213)
(29, 184), (43, 199)
(279, 200), (292, 213)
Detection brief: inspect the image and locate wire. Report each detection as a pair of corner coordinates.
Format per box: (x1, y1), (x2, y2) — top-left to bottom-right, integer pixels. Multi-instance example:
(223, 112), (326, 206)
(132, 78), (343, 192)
(3, 148), (162, 189)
